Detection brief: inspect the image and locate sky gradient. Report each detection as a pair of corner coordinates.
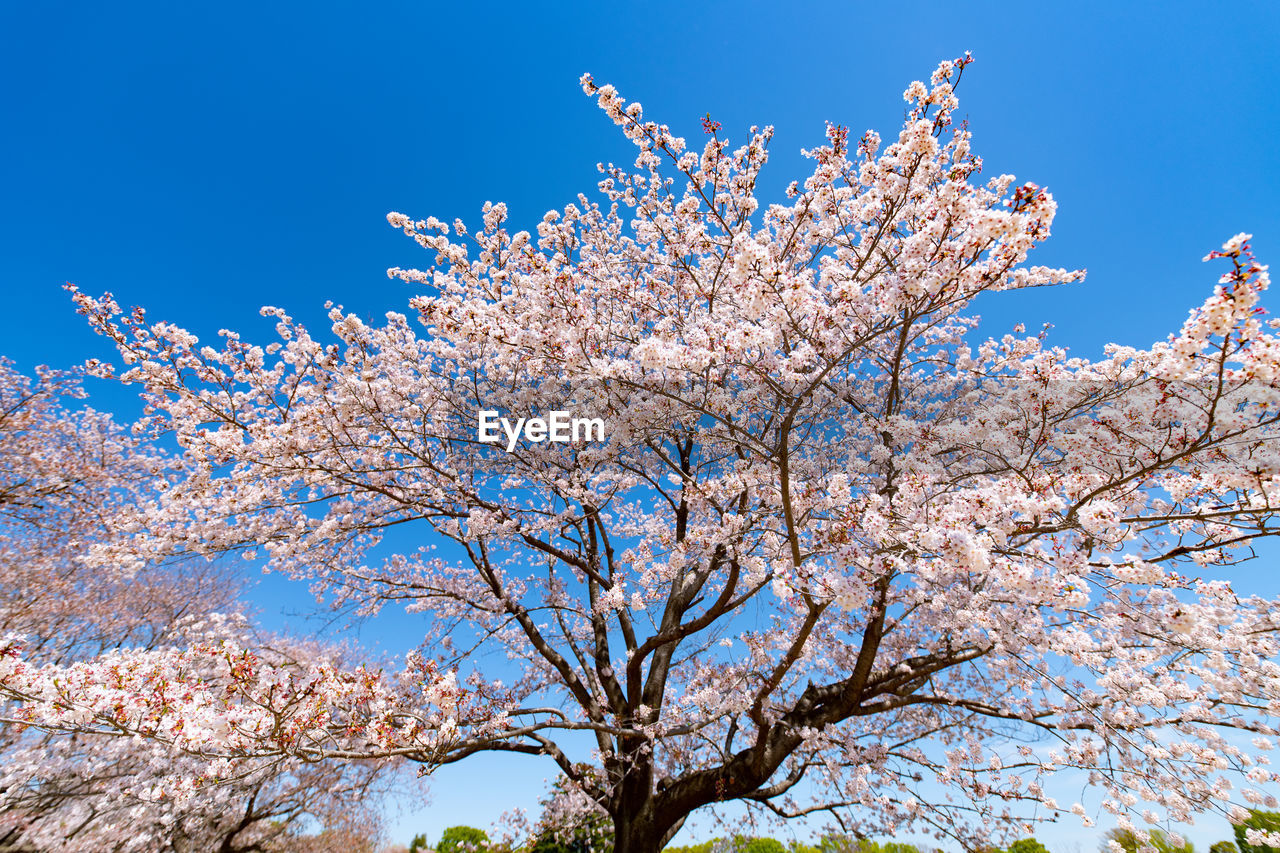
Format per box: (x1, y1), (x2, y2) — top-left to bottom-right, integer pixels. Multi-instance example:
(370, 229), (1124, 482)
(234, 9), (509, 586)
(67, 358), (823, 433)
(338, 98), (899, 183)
(3, 1), (1279, 847)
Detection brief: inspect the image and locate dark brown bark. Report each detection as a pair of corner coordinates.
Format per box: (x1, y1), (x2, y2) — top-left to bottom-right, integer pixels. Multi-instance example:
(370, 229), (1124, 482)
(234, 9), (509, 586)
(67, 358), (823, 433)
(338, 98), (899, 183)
(612, 812), (664, 853)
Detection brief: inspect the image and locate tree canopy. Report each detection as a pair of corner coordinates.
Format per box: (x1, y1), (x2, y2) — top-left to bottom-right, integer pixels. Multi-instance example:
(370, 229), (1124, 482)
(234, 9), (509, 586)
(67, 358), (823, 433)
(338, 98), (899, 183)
(3, 56), (1280, 853)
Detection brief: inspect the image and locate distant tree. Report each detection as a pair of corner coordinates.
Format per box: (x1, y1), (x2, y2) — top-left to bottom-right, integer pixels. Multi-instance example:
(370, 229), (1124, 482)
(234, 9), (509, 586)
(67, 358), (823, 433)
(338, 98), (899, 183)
(661, 839), (791, 853)
(1234, 811), (1280, 853)
(0, 361), (395, 853)
(410, 833), (432, 853)
(814, 837), (918, 853)
(1210, 842), (1239, 853)
(663, 842), (714, 853)
(1008, 839), (1050, 853)
(737, 839), (786, 853)
(1103, 828), (1193, 853)
(817, 836), (870, 853)
(287, 826), (385, 853)
(530, 772), (614, 853)
(438, 826), (491, 853)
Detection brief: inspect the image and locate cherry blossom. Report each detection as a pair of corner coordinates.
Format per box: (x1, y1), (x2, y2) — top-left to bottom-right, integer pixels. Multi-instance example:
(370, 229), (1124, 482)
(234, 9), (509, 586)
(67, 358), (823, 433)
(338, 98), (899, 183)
(0, 361), (411, 850)
(15, 56), (1280, 852)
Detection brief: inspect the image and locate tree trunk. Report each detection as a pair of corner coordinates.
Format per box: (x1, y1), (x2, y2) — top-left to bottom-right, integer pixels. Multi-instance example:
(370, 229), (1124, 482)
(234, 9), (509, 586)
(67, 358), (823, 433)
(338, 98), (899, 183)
(611, 798), (688, 853)
(612, 812), (664, 853)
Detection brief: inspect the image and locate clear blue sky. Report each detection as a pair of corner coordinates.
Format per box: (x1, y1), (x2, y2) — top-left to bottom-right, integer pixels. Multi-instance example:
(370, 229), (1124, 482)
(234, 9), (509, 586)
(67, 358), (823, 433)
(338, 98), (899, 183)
(3, 1), (1279, 848)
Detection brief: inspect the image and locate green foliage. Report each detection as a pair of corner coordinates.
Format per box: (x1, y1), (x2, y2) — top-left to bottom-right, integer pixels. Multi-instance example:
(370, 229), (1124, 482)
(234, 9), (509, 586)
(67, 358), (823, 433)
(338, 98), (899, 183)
(1211, 843), (1240, 853)
(814, 835), (846, 853)
(807, 836), (919, 853)
(666, 837), (806, 853)
(1235, 811), (1280, 853)
(409, 834), (430, 853)
(1008, 839), (1050, 853)
(878, 844), (921, 853)
(1103, 828), (1194, 853)
(739, 838), (786, 853)
(664, 842), (715, 853)
(438, 826), (490, 853)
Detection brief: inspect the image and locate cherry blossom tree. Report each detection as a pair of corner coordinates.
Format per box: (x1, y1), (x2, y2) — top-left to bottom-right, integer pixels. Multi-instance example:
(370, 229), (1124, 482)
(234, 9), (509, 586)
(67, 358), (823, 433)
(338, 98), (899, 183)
(0, 361), (399, 851)
(0, 618), (396, 852)
(10, 56), (1280, 853)
(0, 358), (207, 664)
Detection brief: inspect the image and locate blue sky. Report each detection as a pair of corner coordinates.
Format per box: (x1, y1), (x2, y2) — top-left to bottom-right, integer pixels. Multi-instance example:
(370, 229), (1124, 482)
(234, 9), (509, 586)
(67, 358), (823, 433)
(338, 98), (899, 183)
(3, 1), (1279, 848)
